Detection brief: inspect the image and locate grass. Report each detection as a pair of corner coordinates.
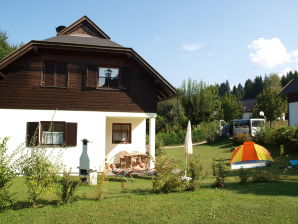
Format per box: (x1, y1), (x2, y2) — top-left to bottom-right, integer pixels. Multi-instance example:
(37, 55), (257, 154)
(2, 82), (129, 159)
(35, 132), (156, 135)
(1, 139), (298, 224)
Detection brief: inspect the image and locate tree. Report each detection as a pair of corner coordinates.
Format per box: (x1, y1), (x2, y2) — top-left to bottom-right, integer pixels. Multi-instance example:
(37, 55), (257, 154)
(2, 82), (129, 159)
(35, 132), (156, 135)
(0, 32), (20, 60)
(253, 88), (287, 125)
(157, 96), (186, 132)
(244, 79), (255, 98)
(221, 94), (243, 122)
(181, 79), (221, 125)
(264, 74), (282, 92)
(218, 80), (230, 96)
(281, 70), (298, 87)
(253, 76), (264, 96)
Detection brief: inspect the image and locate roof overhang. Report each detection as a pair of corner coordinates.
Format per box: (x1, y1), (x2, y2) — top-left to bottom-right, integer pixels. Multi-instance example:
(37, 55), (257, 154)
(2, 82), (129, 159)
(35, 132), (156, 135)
(0, 41), (177, 101)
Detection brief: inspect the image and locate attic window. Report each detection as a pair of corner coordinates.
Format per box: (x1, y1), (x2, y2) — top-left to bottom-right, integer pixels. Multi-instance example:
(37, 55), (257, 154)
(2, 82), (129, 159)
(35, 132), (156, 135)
(98, 67), (119, 88)
(42, 63), (68, 88)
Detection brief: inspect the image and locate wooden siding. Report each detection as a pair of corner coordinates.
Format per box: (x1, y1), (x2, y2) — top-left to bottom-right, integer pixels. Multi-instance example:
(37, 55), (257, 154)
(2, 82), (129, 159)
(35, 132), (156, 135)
(0, 49), (157, 113)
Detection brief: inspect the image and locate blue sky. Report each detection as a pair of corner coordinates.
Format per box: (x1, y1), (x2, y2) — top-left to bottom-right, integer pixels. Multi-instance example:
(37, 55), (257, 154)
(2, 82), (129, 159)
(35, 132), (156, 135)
(1, 0), (298, 88)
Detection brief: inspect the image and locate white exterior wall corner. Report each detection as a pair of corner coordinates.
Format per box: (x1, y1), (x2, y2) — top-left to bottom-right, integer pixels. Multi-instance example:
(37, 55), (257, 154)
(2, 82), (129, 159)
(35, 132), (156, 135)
(0, 109), (156, 173)
(289, 102), (298, 126)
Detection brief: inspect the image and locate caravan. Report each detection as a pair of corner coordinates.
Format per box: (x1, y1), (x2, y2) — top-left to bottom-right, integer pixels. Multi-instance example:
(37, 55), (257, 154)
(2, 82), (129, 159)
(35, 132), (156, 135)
(232, 119), (265, 137)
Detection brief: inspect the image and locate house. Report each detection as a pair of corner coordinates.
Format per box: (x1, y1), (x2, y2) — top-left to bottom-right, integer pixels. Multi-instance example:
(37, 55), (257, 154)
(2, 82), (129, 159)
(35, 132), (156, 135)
(280, 77), (298, 126)
(0, 16), (177, 177)
(239, 98), (256, 119)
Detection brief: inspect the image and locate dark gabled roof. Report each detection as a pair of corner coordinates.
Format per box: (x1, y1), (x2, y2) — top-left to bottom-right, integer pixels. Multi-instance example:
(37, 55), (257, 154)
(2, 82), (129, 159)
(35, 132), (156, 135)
(240, 98), (257, 112)
(44, 35), (122, 48)
(280, 77), (298, 95)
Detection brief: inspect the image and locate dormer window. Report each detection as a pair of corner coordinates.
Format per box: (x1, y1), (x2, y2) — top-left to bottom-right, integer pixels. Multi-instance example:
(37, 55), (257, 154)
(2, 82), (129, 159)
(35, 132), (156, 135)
(42, 63), (68, 88)
(98, 67), (119, 88)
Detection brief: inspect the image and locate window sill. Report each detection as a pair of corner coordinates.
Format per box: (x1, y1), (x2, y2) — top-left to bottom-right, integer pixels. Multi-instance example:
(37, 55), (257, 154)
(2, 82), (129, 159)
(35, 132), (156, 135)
(112, 142), (131, 144)
(96, 87), (124, 91)
(39, 144), (65, 148)
(41, 85), (68, 89)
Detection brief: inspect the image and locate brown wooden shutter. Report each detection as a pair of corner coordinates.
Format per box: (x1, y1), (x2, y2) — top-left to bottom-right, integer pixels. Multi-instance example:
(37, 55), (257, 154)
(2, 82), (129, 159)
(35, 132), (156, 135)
(65, 122), (77, 146)
(84, 65), (98, 88)
(26, 122), (39, 146)
(118, 67), (130, 89)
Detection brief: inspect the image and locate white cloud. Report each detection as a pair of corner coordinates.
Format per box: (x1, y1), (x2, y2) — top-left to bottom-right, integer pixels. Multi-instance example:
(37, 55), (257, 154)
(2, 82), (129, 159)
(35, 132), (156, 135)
(182, 43), (204, 52)
(154, 36), (159, 40)
(247, 37), (291, 68)
(279, 67), (298, 77)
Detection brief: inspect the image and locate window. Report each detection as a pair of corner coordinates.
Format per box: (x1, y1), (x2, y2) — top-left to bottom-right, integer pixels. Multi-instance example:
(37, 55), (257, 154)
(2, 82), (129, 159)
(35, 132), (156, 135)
(84, 65), (130, 90)
(26, 121), (77, 147)
(42, 63), (68, 87)
(112, 123), (131, 144)
(98, 67), (119, 88)
(40, 122), (65, 145)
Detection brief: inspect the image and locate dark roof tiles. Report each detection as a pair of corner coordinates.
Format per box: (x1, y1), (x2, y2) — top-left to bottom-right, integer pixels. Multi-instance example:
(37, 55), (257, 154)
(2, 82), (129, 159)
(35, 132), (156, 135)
(44, 35), (123, 48)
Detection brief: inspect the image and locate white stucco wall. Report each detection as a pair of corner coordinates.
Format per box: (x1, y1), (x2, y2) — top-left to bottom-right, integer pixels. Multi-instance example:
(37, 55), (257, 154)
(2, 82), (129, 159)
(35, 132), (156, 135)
(289, 102), (298, 126)
(105, 117), (146, 164)
(0, 109), (155, 173)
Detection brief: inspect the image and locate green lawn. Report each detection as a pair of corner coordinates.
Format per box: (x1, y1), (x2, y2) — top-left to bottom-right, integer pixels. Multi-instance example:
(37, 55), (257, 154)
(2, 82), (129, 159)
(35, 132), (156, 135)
(1, 139), (298, 224)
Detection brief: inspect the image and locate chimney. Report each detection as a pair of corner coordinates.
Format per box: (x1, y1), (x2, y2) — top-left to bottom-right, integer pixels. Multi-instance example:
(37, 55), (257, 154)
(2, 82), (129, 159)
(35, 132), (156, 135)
(56, 25), (66, 34)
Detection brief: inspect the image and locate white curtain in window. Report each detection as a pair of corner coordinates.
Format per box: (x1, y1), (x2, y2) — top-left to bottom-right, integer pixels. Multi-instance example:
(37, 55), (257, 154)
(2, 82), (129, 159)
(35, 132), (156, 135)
(42, 131), (64, 145)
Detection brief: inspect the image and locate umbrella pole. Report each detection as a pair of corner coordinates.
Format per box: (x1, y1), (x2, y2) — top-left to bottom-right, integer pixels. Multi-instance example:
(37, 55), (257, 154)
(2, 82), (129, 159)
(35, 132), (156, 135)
(185, 151), (187, 177)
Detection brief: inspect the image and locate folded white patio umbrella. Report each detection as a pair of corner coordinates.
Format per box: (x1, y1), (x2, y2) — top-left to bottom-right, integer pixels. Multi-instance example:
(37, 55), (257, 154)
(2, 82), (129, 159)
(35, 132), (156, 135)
(184, 120), (193, 176)
(185, 120), (193, 155)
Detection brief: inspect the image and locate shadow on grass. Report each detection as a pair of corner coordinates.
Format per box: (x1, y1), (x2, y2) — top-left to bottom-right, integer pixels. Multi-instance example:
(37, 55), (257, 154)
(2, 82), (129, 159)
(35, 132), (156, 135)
(224, 181), (298, 197)
(204, 138), (233, 149)
(10, 199), (60, 211)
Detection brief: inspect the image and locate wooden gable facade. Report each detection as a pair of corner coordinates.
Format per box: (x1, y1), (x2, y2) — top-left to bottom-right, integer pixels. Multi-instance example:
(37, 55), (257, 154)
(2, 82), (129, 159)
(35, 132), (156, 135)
(0, 16), (177, 113)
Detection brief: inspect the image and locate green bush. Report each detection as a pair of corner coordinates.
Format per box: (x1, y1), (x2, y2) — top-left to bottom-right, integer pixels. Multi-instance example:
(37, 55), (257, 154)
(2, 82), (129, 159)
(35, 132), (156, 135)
(238, 167), (249, 185)
(57, 169), (80, 204)
(96, 172), (106, 200)
(156, 127), (205, 147)
(211, 160), (227, 188)
(253, 126), (298, 152)
(186, 156), (205, 191)
(233, 133), (251, 146)
(201, 121), (220, 144)
(252, 167), (280, 183)
(152, 156), (186, 193)
(17, 146), (62, 207)
(0, 137), (15, 209)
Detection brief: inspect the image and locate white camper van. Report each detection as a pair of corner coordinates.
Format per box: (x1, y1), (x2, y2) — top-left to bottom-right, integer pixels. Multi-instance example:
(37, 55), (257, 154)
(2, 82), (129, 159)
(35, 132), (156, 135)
(232, 119), (265, 137)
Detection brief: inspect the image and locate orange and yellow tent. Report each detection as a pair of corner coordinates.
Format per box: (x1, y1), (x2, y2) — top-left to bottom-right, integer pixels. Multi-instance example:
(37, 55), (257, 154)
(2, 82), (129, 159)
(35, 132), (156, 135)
(230, 141), (274, 169)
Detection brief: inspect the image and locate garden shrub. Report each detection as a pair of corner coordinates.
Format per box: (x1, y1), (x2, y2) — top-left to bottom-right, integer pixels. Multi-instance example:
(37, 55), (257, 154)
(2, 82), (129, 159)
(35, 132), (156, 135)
(96, 172), (106, 200)
(238, 167), (249, 185)
(201, 121), (220, 144)
(152, 155), (186, 193)
(253, 126), (298, 152)
(233, 133), (251, 146)
(0, 137), (15, 209)
(186, 156), (205, 191)
(211, 160), (227, 188)
(155, 147), (166, 156)
(57, 169), (80, 204)
(252, 167), (280, 183)
(17, 146), (62, 207)
(155, 127), (205, 147)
